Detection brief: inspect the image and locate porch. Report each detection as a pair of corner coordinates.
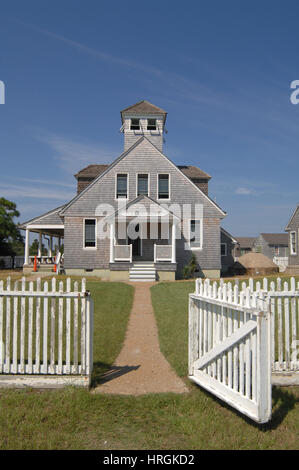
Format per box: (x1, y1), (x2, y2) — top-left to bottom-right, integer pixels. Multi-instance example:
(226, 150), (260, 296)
(20, 205), (65, 274)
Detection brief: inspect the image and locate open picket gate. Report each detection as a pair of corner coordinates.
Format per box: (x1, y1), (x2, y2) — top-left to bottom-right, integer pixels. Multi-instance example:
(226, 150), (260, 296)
(189, 279), (272, 423)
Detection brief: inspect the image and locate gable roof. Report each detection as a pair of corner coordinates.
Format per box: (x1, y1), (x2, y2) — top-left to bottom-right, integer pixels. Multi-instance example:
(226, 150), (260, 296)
(104, 194), (181, 222)
(260, 233), (288, 245)
(120, 100), (167, 124)
(285, 204), (299, 231)
(20, 204), (65, 229)
(221, 227), (237, 243)
(236, 237), (256, 249)
(60, 136), (226, 217)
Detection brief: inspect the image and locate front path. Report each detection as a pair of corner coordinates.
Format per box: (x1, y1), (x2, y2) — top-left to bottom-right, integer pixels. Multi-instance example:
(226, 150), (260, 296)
(93, 282), (188, 395)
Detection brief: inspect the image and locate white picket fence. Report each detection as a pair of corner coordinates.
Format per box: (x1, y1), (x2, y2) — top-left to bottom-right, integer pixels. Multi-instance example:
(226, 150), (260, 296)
(222, 277), (299, 377)
(189, 276), (299, 423)
(0, 277), (93, 388)
(189, 278), (272, 423)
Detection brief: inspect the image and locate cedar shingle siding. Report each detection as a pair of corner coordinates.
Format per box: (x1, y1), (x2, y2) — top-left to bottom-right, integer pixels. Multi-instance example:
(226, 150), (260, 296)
(285, 205), (299, 267)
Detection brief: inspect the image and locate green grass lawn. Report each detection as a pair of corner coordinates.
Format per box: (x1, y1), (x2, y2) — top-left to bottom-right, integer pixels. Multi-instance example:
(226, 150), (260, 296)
(0, 276), (298, 449)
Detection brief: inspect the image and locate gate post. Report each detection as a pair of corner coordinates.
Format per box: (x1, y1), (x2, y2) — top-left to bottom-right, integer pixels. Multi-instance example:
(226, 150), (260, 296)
(256, 309), (272, 423)
(188, 297), (199, 376)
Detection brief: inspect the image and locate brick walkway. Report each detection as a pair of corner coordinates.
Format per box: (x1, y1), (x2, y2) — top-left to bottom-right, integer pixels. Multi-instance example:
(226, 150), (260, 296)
(93, 282), (188, 395)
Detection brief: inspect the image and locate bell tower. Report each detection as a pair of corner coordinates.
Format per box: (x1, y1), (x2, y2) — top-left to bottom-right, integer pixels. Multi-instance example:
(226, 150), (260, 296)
(120, 100), (167, 152)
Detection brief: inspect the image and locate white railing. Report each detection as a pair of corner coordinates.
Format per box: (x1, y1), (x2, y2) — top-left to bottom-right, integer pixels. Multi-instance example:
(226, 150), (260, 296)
(154, 244), (172, 262)
(189, 278), (272, 423)
(0, 277), (93, 387)
(114, 244), (132, 262)
(29, 255), (57, 265)
(273, 256), (288, 272)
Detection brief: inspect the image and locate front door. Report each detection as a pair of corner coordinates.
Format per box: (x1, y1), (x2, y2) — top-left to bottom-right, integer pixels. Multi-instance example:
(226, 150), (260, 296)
(128, 224), (141, 258)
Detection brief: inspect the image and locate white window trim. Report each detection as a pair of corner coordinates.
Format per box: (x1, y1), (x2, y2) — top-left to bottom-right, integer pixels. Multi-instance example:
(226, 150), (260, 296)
(83, 218), (97, 250)
(290, 231), (297, 255)
(187, 218), (203, 251)
(157, 173), (171, 201)
(136, 172), (150, 198)
(115, 173), (129, 201)
(221, 243), (227, 257)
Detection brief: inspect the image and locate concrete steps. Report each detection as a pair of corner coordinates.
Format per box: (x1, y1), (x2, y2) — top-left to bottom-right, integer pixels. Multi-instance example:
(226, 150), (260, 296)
(129, 262), (156, 281)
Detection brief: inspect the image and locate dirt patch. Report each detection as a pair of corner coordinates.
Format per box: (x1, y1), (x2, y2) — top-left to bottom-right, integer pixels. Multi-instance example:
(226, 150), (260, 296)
(92, 282), (189, 396)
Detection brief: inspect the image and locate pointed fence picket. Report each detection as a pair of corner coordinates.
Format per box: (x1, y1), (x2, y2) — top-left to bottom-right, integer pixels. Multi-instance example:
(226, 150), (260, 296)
(0, 277), (93, 387)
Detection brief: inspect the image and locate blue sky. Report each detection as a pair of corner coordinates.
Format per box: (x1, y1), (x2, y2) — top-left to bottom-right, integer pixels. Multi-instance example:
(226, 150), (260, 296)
(0, 0), (299, 236)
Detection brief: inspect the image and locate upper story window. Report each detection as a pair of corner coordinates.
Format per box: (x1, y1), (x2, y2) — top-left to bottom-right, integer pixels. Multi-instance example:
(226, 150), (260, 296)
(116, 174), (128, 199)
(189, 219), (202, 249)
(290, 231), (297, 255)
(137, 174), (149, 196)
(158, 174), (169, 199)
(84, 219), (96, 248)
(130, 118), (140, 130)
(147, 118), (156, 130)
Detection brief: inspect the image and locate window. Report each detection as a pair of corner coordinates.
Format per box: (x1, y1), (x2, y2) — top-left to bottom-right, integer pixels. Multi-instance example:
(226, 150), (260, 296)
(147, 118), (156, 130)
(84, 219), (96, 248)
(137, 174), (149, 196)
(116, 174), (128, 199)
(290, 231), (297, 255)
(221, 243), (227, 256)
(130, 118), (140, 130)
(158, 174), (169, 199)
(189, 219), (202, 249)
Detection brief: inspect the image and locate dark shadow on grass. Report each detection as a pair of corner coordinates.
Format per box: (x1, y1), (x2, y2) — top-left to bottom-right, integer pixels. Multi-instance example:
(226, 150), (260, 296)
(189, 381), (298, 431)
(91, 361), (140, 388)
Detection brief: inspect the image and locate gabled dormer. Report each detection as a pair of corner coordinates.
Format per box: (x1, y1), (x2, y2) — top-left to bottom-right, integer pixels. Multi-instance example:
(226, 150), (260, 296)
(120, 100), (167, 152)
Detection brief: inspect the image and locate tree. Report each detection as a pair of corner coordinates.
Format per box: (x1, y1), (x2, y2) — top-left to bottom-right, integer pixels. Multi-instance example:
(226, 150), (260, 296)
(29, 239), (48, 256)
(0, 198), (23, 255)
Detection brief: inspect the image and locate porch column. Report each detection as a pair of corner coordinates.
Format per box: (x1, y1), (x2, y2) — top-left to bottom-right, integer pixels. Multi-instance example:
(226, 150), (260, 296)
(24, 229), (30, 265)
(38, 233), (42, 257)
(58, 237), (61, 251)
(171, 223), (176, 263)
(49, 236), (53, 257)
(109, 222), (115, 263)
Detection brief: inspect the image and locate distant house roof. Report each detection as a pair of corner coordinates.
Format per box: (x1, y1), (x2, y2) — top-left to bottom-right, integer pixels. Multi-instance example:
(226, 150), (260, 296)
(120, 100), (167, 124)
(237, 252), (277, 268)
(261, 233), (288, 245)
(236, 237), (256, 249)
(74, 163), (210, 181)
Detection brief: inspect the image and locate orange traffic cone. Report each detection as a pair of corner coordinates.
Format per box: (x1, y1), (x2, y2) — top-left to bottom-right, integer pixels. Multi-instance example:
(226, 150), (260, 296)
(33, 256), (37, 272)
(53, 264), (57, 273)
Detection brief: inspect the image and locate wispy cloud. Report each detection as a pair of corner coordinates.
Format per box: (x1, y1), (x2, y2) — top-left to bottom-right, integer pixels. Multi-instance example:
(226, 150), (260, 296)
(235, 187), (256, 195)
(16, 19), (164, 78)
(0, 182), (73, 200)
(33, 130), (117, 174)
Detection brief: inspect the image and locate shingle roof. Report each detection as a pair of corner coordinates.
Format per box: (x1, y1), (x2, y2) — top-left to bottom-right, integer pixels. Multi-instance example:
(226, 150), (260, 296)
(236, 237), (256, 249)
(177, 165), (211, 180)
(74, 163), (210, 181)
(120, 100), (167, 124)
(74, 164), (110, 179)
(261, 233), (288, 245)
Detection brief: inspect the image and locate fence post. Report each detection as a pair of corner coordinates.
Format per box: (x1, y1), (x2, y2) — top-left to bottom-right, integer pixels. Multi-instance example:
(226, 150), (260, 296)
(85, 294), (94, 380)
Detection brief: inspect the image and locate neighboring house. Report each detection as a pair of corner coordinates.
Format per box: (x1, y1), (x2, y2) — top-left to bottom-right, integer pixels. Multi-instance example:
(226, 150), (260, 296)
(234, 237), (256, 258)
(220, 228), (237, 274)
(285, 204), (299, 273)
(20, 100), (226, 281)
(253, 233), (289, 258)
